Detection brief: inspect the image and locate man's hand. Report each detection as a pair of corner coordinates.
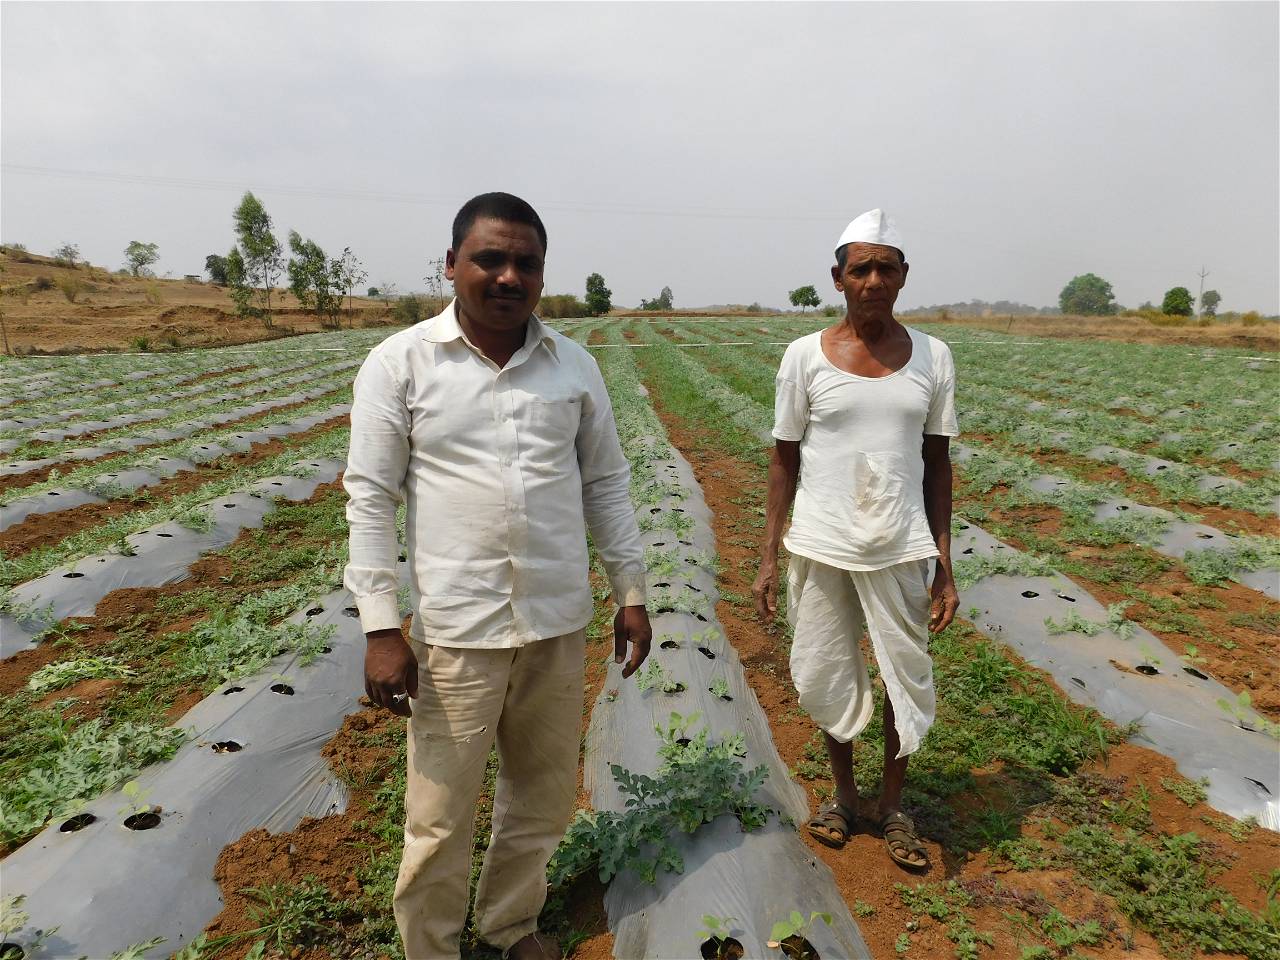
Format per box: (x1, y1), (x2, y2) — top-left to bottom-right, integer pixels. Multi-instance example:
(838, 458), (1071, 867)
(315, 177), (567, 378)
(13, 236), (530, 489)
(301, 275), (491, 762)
(613, 605), (652, 679)
(929, 568), (959, 634)
(753, 561), (779, 627)
(365, 628), (418, 717)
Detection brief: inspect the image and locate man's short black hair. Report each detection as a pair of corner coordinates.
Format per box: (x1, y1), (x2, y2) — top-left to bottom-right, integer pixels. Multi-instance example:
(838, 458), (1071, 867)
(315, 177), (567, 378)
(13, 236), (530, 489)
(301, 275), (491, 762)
(835, 243), (905, 270)
(452, 192), (547, 252)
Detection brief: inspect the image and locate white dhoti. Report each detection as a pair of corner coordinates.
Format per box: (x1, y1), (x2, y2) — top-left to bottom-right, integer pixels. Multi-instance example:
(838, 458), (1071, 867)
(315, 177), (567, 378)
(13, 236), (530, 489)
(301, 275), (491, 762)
(786, 555), (936, 758)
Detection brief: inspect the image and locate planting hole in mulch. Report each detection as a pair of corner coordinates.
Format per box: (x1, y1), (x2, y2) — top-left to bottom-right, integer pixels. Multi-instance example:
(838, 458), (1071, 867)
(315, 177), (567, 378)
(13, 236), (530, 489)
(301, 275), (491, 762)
(660, 639), (680, 650)
(320, 645), (332, 654)
(1197, 533), (1215, 539)
(342, 606), (359, 618)
(776, 935), (819, 959)
(59, 813), (97, 832)
(1135, 664), (1159, 676)
(123, 810), (161, 831)
(270, 481), (283, 486)
(698, 646), (716, 659)
(213, 740), (243, 753)
(270, 683), (295, 696)
(679, 540), (692, 546)
(676, 737), (692, 747)
(666, 682), (687, 694)
(1245, 777), (1272, 794)
(710, 687), (734, 701)
(1021, 590), (1039, 598)
(1183, 666), (1209, 679)
(1071, 677), (1087, 688)
(221, 685), (245, 695)
(1058, 594), (1076, 602)
(652, 540), (668, 547)
(1, 943), (25, 960)
(700, 936), (745, 959)
(958, 523), (970, 530)
(962, 547), (974, 554)
(46, 490), (60, 496)
(305, 606), (323, 617)
(653, 582), (671, 588)
(63, 571), (85, 578)
(694, 613), (708, 622)
(157, 532), (172, 538)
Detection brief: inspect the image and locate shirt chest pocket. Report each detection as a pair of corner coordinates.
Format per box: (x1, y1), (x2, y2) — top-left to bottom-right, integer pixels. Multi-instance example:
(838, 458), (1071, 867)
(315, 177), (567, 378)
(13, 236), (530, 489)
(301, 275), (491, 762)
(850, 450), (914, 547)
(517, 394), (582, 450)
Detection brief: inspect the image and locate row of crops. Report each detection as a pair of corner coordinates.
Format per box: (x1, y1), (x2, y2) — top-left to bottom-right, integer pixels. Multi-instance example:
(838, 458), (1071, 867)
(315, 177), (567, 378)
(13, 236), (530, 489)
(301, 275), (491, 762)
(1, 319), (1277, 959)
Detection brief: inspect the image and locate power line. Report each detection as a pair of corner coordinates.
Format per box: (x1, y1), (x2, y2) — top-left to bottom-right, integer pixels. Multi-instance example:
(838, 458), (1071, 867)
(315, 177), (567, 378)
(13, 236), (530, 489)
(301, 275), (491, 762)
(1, 162), (838, 223)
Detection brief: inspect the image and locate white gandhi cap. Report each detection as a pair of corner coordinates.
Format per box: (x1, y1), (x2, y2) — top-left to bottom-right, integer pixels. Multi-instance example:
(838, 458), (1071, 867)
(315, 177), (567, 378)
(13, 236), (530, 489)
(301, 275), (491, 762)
(835, 209), (904, 257)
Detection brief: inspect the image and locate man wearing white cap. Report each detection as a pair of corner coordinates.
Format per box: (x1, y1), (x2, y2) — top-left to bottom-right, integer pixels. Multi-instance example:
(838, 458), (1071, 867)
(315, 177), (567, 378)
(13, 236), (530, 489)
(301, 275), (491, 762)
(752, 209), (958, 869)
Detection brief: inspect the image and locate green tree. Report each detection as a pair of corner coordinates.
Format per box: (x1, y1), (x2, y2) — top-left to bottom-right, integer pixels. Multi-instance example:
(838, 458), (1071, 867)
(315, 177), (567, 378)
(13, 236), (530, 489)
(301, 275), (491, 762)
(231, 191), (283, 324)
(53, 243), (80, 268)
(332, 247), (367, 315)
(1200, 289), (1221, 317)
(788, 285), (821, 313)
(585, 272), (612, 315)
(205, 254), (229, 285)
(124, 241), (159, 277)
(1058, 273), (1117, 316)
(286, 231), (340, 327)
(224, 246), (253, 317)
(1162, 286), (1194, 316)
(641, 285), (674, 311)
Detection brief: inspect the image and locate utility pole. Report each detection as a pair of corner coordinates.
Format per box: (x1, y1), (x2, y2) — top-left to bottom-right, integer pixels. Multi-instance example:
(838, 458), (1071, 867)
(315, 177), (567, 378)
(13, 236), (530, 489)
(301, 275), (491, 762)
(1196, 266), (1209, 321)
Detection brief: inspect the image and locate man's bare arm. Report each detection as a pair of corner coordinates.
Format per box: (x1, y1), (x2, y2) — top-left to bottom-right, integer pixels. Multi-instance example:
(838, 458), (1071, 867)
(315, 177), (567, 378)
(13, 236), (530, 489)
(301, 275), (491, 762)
(753, 440), (801, 623)
(923, 434), (958, 632)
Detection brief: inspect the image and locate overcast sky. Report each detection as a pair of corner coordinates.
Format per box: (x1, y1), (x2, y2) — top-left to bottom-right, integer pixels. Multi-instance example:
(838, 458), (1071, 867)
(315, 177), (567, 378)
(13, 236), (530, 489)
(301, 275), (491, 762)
(3, 2), (1277, 312)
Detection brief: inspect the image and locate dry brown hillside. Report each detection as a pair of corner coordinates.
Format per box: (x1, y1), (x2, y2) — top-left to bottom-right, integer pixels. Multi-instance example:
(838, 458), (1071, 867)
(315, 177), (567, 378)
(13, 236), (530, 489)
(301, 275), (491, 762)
(0, 247), (395, 354)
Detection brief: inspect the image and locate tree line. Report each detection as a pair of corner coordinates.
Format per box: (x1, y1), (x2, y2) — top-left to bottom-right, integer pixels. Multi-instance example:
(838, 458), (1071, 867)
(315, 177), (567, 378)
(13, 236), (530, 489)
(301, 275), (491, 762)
(1059, 273), (1222, 319)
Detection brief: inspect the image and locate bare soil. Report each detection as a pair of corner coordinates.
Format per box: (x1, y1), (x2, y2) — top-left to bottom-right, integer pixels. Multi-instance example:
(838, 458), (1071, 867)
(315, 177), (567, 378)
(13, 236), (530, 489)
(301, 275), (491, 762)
(924, 313), (1280, 352)
(0, 249), (396, 353)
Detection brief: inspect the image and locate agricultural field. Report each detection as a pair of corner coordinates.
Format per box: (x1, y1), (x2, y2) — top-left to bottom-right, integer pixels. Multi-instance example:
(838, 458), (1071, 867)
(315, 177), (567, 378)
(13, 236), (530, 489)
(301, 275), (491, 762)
(1, 317), (1278, 960)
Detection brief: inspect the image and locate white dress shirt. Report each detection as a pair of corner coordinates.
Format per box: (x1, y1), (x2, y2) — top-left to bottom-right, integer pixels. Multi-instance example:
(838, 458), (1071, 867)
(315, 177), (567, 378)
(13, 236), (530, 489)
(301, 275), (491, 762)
(343, 302), (647, 648)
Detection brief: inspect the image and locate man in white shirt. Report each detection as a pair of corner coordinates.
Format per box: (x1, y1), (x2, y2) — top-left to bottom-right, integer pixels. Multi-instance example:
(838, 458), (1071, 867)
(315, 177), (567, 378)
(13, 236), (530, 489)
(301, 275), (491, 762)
(752, 209), (958, 870)
(344, 192), (652, 959)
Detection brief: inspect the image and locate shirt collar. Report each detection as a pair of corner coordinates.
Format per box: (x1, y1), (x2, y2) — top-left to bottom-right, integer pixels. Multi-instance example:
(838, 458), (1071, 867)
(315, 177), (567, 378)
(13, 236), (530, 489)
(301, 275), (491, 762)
(423, 300), (559, 363)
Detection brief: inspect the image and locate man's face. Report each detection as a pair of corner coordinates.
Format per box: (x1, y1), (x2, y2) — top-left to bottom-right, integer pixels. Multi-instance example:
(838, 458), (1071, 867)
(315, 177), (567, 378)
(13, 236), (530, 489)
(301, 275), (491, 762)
(831, 242), (909, 320)
(446, 217), (545, 333)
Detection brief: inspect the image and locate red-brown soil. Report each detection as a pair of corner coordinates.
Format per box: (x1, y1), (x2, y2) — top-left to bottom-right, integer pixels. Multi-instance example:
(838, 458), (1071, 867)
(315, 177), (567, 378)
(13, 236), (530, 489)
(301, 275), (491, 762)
(0, 479), (348, 703)
(0, 248), (396, 353)
(652, 407), (1275, 959)
(0, 412), (349, 557)
(0, 387), (348, 495)
(953, 478), (1280, 721)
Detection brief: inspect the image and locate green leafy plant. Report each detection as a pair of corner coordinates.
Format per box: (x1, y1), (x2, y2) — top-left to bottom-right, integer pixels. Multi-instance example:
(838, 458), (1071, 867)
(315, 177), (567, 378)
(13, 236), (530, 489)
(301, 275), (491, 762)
(27, 656), (135, 695)
(1160, 775), (1208, 807)
(1043, 612), (1102, 636)
(636, 658), (683, 694)
(709, 676), (732, 700)
(767, 910), (832, 958)
(547, 712), (769, 886)
(1216, 689), (1280, 738)
(697, 915), (742, 959)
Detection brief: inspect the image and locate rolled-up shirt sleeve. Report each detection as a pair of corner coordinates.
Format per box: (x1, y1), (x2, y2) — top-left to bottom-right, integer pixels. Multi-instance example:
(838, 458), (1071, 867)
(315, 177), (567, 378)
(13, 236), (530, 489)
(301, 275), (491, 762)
(343, 348), (411, 633)
(576, 358), (647, 607)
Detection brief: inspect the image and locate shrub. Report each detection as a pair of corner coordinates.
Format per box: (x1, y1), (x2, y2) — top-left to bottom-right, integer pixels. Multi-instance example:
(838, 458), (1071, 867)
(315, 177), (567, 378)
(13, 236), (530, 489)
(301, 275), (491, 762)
(1241, 310), (1263, 327)
(142, 284), (163, 305)
(538, 293), (590, 319)
(1148, 314), (1189, 327)
(392, 295), (424, 325)
(129, 336), (151, 351)
(55, 275), (85, 303)
(32, 276), (54, 292)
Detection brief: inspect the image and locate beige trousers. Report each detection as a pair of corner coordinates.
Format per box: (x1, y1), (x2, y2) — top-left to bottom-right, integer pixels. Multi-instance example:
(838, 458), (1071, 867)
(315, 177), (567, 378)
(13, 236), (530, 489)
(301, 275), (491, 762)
(787, 556), (936, 758)
(393, 630), (586, 960)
